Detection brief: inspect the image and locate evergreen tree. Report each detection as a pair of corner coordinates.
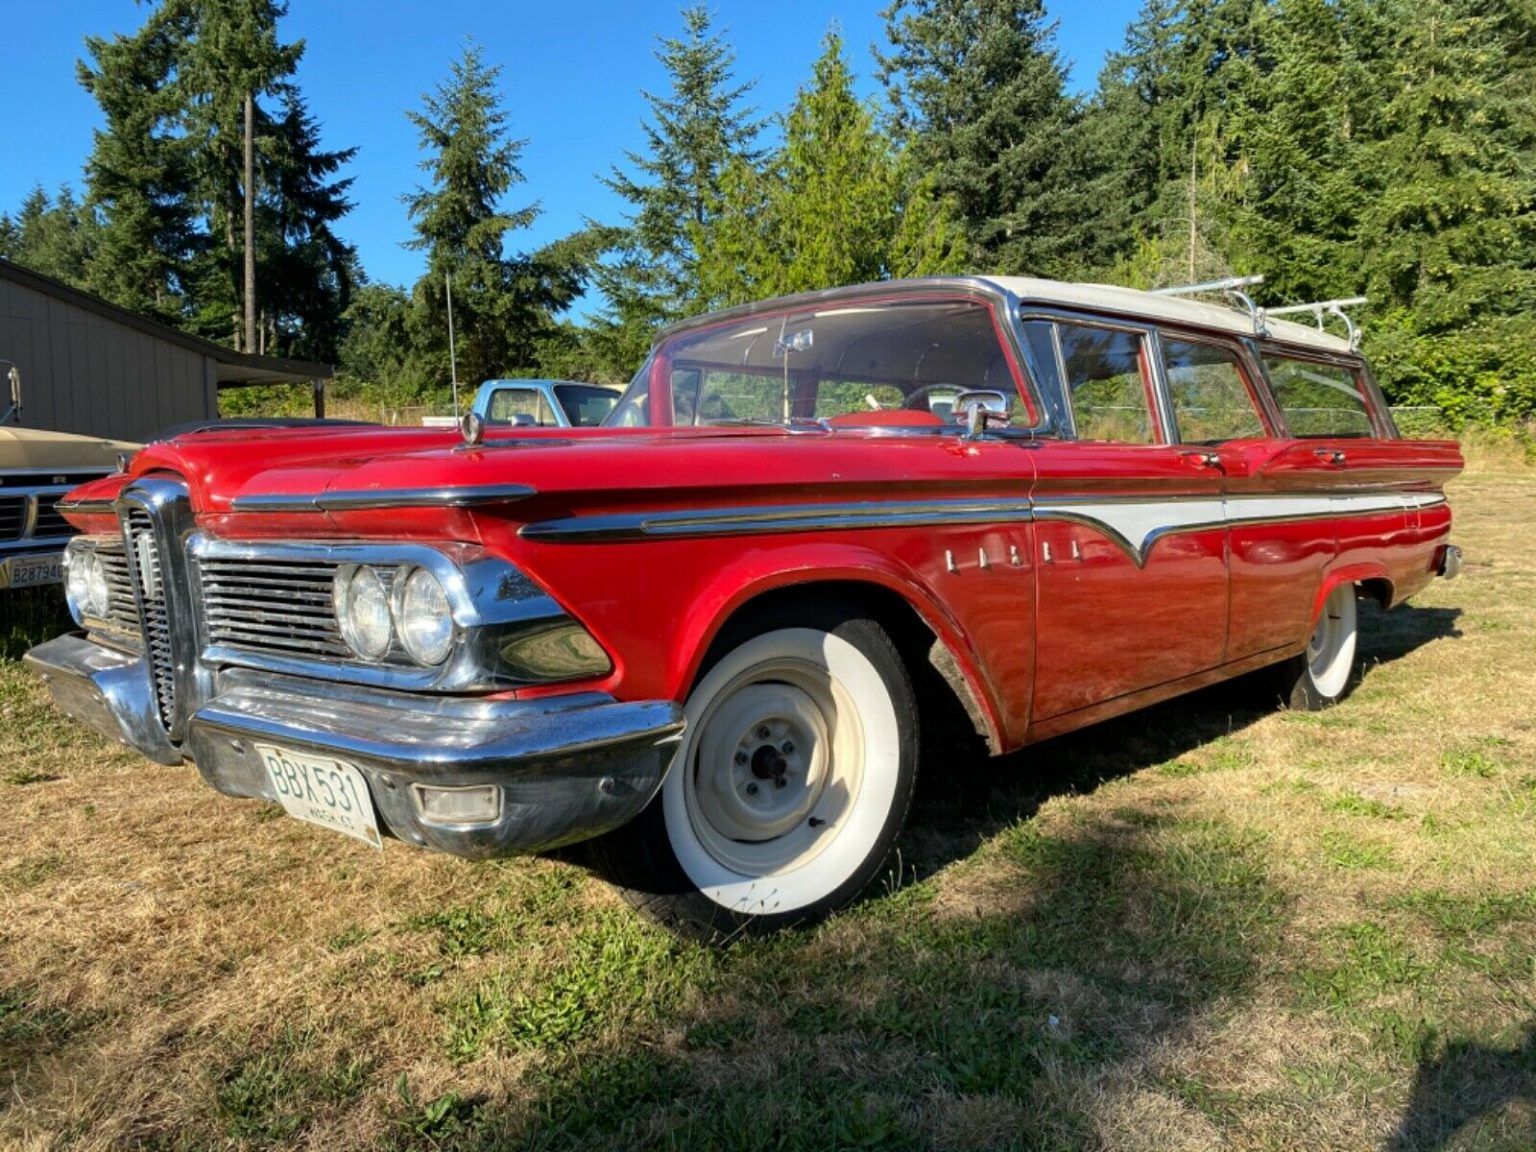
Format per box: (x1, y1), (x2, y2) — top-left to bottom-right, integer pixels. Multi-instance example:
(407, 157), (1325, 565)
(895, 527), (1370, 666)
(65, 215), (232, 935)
(695, 33), (964, 306)
(1355, 0), (1536, 422)
(879, 0), (1091, 275)
(77, 4), (199, 321)
(592, 5), (762, 375)
(0, 186), (97, 285)
(404, 43), (580, 391)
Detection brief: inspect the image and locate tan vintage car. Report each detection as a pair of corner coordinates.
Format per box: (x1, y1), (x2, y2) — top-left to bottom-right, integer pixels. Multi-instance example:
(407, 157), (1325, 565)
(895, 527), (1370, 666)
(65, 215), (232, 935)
(1, 365), (137, 591)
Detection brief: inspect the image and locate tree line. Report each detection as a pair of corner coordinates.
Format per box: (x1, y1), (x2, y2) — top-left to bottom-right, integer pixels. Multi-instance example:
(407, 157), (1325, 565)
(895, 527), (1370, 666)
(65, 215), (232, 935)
(2, 0), (1533, 426)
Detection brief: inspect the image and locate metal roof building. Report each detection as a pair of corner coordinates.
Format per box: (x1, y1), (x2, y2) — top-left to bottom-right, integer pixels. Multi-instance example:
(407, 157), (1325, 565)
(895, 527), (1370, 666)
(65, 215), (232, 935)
(0, 259), (331, 443)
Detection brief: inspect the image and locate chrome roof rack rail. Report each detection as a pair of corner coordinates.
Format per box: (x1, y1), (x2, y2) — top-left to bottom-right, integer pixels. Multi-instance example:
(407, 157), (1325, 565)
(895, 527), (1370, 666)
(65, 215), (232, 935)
(1150, 274), (1268, 336)
(1265, 296), (1368, 350)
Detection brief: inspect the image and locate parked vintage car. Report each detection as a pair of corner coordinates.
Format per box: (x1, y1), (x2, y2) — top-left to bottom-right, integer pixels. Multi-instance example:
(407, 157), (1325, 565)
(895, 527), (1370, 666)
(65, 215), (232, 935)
(1, 363), (137, 592)
(471, 378), (621, 428)
(27, 276), (1462, 937)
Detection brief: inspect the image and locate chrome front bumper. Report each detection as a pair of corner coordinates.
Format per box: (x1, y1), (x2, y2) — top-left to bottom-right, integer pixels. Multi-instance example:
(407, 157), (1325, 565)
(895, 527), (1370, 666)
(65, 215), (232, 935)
(26, 634), (685, 858)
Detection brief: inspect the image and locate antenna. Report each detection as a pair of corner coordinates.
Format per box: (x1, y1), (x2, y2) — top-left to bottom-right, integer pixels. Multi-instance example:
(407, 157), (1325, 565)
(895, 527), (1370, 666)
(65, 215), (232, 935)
(446, 273), (461, 417)
(1150, 275), (1268, 336)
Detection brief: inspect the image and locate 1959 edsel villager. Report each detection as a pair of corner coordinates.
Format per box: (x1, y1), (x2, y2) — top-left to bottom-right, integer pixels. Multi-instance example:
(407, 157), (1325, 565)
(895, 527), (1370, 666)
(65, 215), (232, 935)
(27, 276), (1463, 937)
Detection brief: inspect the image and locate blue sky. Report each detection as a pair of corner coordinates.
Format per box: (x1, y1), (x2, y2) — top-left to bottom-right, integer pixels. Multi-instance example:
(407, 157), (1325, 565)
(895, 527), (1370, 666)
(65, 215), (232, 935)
(1, 1), (1141, 291)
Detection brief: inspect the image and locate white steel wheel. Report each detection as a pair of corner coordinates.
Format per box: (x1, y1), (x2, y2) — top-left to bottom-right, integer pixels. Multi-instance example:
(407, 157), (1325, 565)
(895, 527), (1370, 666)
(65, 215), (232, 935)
(594, 611), (918, 939)
(1306, 584), (1358, 699)
(1271, 583), (1360, 710)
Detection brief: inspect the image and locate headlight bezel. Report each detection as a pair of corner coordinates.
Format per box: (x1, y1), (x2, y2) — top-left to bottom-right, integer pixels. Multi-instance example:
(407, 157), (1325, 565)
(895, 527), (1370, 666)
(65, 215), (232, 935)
(392, 565), (456, 666)
(64, 539), (111, 625)
(332, 563), (395, 662)
(191, 535), (610, 692)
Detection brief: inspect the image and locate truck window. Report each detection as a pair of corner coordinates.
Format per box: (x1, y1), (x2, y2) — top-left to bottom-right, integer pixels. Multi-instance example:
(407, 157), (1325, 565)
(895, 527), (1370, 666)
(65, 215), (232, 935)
(487, 387), (556, 426)
(1262, 356), (1376, 438)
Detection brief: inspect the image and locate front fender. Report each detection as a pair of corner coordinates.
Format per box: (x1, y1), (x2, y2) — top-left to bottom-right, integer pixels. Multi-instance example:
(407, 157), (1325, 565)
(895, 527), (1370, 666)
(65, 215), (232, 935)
(669, 541), (1008, 752)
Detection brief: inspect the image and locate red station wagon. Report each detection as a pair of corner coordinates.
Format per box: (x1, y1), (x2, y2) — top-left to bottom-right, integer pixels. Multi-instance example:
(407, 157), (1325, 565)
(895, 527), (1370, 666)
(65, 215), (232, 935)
(29, 276), (1463, 937)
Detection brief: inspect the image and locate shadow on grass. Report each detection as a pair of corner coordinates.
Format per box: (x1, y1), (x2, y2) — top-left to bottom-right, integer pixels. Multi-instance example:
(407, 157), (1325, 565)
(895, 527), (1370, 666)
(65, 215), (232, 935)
(901, 599), (1461, 884)
(1389, 1022), (1536, 1150)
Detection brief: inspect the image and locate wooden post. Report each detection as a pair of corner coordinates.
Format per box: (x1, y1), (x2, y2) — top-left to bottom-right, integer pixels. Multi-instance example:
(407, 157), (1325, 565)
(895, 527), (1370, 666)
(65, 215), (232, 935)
(313, 378), (327, 419)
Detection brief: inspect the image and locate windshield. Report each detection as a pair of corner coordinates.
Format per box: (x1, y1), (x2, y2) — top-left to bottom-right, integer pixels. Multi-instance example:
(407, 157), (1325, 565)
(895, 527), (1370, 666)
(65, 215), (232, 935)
(603, 299), (1031, 428)
(553, 384), (619, 427)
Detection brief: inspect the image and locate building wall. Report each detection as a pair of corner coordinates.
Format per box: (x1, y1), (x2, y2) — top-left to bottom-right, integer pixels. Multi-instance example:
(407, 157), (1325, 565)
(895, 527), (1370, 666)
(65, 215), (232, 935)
(0, 276), (216, 442)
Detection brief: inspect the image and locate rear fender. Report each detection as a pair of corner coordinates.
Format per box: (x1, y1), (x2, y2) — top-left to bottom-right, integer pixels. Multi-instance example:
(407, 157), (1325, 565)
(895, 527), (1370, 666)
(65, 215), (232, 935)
(1312, 562), (1393, 622)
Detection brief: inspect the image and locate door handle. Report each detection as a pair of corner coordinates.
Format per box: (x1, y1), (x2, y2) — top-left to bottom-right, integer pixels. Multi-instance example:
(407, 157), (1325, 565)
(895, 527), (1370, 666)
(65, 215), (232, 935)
(1313, 448), (1347, 466)
(1180, 450), (1225, 473)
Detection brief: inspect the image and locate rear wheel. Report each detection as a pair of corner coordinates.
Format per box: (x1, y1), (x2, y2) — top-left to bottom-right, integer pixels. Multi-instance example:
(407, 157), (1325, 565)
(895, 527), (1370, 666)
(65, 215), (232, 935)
(593, 606), (918, 940)
(1270, 583), (1359, 710)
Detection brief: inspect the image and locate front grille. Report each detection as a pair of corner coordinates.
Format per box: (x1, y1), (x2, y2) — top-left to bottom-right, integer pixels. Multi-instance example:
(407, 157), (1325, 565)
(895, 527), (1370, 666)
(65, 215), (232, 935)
(0, 496), (25, 541)
(32, 496), (71, 538)
(199, 556), (350, 660)
(125, 508), (176, 726)
(87, 540), (144, 650)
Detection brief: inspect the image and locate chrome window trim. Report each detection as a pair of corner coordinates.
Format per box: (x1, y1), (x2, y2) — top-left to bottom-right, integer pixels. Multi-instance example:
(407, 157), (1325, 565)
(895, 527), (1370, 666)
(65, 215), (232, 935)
(1018, 308), (1166, 444)
(228, 484), (538, 513)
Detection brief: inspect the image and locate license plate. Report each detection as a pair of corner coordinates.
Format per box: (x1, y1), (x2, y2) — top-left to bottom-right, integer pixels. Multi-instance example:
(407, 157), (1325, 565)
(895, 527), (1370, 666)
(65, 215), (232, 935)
(1, 554), (64, 589)
(257, 743), (383, 849)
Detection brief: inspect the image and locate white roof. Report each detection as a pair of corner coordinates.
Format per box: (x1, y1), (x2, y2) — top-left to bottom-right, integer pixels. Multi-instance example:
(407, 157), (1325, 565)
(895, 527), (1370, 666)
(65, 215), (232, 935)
(981, 276), (1355, 354)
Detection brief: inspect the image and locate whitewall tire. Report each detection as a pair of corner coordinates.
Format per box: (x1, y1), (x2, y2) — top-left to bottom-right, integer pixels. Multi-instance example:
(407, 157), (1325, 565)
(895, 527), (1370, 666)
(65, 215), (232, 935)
(1271, 583), (1360, 710)
(592, 606), (918, 939)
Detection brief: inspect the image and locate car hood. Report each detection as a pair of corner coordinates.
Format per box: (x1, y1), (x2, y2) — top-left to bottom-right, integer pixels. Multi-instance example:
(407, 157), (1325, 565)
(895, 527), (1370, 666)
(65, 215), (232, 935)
(103, 422), (999, 517)
(0, 425), (139, 470)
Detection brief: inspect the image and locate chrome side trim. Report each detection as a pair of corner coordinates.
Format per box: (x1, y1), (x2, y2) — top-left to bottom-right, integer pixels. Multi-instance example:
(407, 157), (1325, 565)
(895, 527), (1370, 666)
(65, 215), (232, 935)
(521, 491), (1448, 565)
(54, 497), (118, 516)
(520, 498), (1037, 542)
(230, 484), (538, 513)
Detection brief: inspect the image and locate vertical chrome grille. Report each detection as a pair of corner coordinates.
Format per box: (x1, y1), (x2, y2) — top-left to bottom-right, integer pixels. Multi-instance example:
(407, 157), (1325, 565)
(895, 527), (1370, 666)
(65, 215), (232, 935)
(125, 507), (176, 727)
(77, 538), (144, 651)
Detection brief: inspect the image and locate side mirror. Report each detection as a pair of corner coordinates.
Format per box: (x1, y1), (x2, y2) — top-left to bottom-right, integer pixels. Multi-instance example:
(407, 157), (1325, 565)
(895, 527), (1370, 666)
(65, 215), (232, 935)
(955, 389), (1011, 438)
(1, 361), (20, 426)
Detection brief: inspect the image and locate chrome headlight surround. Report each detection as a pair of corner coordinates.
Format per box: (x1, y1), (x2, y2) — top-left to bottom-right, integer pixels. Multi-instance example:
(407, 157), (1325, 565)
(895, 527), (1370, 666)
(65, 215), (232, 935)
(190, 535), (611, 692)
(63, 538), (110, 625)
(392, 566), (456, 666)
(333, 564), (395, 661)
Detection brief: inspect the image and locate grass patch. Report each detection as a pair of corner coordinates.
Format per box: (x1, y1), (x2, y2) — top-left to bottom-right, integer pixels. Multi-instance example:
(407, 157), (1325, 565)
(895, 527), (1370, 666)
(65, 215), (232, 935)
(215, 1024), (369, 1144)
(1321, 828), (1396, 870)
(4, 766), (61, 786)
(1441, 736), (1514, 778)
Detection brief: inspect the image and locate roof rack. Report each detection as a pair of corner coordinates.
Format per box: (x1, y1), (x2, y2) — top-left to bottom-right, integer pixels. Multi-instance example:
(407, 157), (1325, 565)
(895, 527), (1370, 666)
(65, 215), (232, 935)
(1265, 297), (1368, 351)
(1150, 274), (1268, 336)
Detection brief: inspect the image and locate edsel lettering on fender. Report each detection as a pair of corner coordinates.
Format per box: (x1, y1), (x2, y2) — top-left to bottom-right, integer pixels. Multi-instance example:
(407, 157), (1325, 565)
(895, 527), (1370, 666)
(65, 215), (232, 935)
(27, 275), (1463, 940)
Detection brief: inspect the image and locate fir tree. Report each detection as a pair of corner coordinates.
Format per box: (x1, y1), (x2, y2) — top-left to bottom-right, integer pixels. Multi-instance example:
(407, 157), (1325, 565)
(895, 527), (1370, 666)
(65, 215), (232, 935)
(0, 186), (97, 285)
(593, 5), (762, 374)
(404, 42), (580, 391)
(878, 0), (1087, 275)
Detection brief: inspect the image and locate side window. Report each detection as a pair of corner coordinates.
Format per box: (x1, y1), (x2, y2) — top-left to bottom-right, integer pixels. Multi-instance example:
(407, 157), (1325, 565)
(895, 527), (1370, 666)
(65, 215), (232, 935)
(1057, 323), (1155, 444)
(1162, 338), (1266, 442)
(1262, 355), (1376, 438)
(487, 388), (543, 425)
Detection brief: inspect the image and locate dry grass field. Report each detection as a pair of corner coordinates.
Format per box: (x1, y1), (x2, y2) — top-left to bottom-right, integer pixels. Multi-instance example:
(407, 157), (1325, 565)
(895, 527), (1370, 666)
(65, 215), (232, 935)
(2, 453), (1533, 1151)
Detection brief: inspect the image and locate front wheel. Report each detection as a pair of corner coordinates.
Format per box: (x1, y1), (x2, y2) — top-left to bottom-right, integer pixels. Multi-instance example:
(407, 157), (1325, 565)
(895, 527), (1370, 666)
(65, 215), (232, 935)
(592, 609), (918, 940)
(1269, 583), (1360, 710)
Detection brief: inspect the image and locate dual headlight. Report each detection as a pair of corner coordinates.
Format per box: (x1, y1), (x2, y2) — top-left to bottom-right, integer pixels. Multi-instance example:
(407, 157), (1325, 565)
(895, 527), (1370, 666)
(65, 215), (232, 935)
(64, 543), (110, 624)
(333, 564), (455, 666)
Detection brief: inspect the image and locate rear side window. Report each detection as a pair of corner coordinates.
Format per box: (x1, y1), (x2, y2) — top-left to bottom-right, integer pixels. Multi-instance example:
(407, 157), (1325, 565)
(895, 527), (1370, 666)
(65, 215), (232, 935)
(1057, 324), (1155, 444)
(1162, 339), (1266, 442)
(1263, 356), (1375, 438)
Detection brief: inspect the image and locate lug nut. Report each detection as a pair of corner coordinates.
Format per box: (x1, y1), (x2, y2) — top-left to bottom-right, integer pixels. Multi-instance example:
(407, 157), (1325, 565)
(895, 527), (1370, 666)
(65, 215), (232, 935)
(734, 751), (747, 766)
(774, 778), (787, 789)
(780, 740), (795, 755)
(756, 725), (771, 740)
(745, 782), (759, 796)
